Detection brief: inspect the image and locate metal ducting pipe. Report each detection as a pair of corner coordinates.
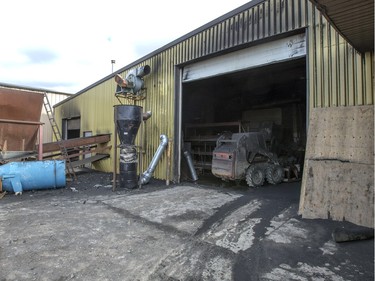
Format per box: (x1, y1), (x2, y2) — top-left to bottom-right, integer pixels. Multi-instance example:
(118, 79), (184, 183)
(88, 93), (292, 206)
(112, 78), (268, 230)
(142, 111), (152, 121)
(136, 65), (151, 78)
(139, 134), (168, 185)
(114, 105), (143, 189)
(183, 150), (198, 181)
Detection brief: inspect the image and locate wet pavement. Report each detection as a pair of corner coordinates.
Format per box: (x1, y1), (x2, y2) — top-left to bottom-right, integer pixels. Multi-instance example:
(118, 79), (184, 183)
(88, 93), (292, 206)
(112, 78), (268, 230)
(0, 170), (373, 280)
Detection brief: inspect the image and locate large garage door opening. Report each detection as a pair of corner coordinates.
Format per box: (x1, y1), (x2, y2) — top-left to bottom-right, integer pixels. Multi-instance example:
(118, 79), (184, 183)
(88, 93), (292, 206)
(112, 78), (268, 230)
(180, 57), (307, 187)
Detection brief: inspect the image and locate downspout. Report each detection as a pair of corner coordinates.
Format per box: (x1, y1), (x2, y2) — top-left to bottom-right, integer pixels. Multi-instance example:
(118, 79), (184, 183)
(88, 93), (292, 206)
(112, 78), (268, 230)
(183, 150), (198, 181)
(139, 134), (169, 185)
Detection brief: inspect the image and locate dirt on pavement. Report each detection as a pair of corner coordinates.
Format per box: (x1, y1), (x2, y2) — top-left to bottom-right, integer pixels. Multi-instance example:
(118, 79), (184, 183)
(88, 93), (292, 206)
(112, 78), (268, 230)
(0, 169), (373, 281)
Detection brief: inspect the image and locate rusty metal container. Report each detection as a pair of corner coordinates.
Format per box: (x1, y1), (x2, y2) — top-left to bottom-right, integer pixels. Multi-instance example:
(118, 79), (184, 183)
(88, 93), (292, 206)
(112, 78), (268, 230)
(0, 88), (44, 160)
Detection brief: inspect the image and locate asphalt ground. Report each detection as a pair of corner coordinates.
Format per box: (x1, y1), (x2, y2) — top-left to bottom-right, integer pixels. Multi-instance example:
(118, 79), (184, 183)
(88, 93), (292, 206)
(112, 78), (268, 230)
(0, 169), (373, 281)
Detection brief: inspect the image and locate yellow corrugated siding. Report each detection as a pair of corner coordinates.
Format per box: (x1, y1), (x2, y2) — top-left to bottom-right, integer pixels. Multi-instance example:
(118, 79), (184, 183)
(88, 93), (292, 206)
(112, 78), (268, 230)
(364, 52), (374, 104)
(54, 0), (373, 180)
(55, 80), (117, 172)
(307, 2), (374, 108)
(101, 58), (176, 178)
(41, 93), (71, 143)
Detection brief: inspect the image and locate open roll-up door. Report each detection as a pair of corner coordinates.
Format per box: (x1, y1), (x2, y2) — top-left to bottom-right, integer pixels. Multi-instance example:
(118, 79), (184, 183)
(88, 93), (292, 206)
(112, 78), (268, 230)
(183, 33), (306, 82)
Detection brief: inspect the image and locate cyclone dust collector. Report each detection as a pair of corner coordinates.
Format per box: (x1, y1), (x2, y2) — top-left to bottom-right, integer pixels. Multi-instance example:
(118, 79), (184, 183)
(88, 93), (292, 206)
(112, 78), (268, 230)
(114, 105), (143, 189)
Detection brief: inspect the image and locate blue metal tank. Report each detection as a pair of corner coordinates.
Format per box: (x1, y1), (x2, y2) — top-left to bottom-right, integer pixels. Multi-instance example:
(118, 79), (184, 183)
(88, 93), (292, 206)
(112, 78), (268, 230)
(0, 160), (66, 194)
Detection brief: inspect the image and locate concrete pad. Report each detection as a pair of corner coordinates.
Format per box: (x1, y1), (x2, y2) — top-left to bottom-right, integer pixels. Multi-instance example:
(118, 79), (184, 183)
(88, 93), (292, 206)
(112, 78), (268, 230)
(262, 263), (349, 281)
(201, 199), (262, 253)
(265, 204), (308, 244)
(105, 185), (242, 234)
(0, 197), (184, 281)
(147, 241), (235, 281)
(0, 177), (373, 281)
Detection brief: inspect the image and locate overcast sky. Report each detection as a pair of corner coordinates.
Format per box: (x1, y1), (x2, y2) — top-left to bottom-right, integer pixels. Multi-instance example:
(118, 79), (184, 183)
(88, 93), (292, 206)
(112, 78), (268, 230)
(0, 0), (250, 94)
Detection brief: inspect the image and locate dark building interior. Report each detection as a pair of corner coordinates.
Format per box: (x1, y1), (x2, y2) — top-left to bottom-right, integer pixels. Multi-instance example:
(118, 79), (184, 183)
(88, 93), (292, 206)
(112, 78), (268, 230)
(181, 58), (307, 185)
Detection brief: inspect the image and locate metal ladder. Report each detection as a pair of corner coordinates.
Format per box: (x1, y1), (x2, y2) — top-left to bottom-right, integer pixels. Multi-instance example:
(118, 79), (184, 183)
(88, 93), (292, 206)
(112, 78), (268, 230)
(43, 93), (76, 180)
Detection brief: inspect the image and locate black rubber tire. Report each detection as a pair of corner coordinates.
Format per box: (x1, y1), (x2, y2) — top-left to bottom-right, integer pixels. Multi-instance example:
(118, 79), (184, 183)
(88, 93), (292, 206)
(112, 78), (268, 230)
(246, 164), (265, 187)
(266, 164), (284, 185)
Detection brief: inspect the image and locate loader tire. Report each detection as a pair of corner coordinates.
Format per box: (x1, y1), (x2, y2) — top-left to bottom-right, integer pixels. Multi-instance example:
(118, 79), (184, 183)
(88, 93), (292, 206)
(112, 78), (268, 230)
(246, 164), (265, 188)
(266, 164), (284, 185)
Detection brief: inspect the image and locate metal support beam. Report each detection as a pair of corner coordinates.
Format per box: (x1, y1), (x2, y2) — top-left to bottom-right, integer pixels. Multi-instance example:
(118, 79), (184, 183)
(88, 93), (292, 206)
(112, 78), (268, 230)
(38, 134), (111, 153)
(38, 125), (43, 160)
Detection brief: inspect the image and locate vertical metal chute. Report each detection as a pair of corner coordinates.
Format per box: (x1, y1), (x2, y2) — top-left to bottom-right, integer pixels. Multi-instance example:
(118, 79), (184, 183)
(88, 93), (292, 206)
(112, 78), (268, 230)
(114, 105), (143, 189)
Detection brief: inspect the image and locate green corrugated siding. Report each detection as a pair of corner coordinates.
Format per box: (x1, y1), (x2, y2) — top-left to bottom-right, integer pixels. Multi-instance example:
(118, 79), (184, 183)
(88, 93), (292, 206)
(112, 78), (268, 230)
(55, 0), (374, 179)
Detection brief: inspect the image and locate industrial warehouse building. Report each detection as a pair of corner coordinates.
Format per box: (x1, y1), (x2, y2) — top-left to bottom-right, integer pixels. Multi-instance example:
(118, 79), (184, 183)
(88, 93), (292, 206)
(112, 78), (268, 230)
(54, 0), (374, 227)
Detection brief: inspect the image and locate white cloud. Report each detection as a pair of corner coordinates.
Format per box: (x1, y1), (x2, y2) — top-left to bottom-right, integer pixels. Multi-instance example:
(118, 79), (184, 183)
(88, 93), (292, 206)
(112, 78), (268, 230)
(0, 0), (251, 93)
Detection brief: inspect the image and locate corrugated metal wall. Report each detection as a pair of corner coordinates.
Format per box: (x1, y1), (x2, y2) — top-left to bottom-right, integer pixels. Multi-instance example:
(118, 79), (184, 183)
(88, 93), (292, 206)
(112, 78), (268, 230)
(307, 3), (374, 107)
(40, 92), (71, 143)
(55, 0), (374, 179)
(173, 0), (309, 63)
(56, 81), (117, 171)
(55, 56), (176, 174)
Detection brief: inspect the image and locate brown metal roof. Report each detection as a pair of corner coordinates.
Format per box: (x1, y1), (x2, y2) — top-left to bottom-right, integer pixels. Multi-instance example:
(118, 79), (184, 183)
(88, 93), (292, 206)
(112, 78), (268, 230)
(312, 0), (374, 53)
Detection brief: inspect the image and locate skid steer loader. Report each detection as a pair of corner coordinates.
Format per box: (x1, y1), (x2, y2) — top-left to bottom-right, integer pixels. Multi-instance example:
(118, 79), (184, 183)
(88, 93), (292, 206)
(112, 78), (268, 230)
(211, 132), (284, 187)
